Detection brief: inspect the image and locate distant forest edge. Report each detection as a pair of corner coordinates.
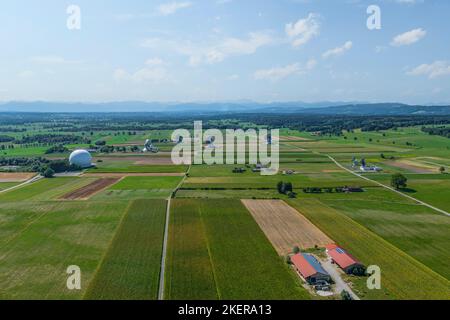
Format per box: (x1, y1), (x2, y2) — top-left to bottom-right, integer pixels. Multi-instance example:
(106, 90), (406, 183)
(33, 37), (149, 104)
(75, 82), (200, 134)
(0, 112), (449, 137)
(1, 101), (450, 115)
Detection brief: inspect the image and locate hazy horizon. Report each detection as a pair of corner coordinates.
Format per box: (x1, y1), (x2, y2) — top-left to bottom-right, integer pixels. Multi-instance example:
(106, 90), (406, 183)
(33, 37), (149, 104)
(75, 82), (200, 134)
(1, 0), (450, 104)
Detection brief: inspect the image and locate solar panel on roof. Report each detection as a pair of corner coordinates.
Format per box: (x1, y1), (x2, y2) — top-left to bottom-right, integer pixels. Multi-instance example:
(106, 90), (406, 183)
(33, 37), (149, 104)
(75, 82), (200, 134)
(336, 248), (345, 254)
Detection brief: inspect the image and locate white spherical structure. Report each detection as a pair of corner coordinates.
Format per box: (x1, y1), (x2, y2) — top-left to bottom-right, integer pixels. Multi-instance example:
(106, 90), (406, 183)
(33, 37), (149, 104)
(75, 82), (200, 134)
(69, 150), (92, 168)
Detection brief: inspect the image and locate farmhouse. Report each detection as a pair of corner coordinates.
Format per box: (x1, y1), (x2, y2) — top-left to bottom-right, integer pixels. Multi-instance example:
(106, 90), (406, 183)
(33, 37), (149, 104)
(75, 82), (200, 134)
(291, 253), (331, 284)
(326, 244), (365, 274)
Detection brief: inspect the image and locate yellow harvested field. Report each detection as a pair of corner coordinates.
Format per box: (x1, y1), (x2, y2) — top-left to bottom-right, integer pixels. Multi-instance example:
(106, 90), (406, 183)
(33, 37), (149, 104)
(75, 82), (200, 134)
(0, 172), (36, 182)
(241, 199), (333, 255)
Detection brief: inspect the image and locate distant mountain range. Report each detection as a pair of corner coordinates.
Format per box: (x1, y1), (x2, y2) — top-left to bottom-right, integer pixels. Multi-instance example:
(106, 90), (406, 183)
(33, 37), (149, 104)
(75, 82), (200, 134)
(0, 101), (449, 116)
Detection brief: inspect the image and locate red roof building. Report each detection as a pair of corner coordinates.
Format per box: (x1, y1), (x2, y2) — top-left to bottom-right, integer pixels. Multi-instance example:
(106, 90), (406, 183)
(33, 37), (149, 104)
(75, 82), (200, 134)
(291, 253), (330, 284)
(327, 247), (364, 274)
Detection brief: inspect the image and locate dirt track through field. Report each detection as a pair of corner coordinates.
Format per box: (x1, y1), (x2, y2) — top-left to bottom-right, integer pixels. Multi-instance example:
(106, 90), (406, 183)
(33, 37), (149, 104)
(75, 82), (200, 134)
(60, 178), (120, 200)
(83, 173), (185, 178)
(242, 200), (333, 255)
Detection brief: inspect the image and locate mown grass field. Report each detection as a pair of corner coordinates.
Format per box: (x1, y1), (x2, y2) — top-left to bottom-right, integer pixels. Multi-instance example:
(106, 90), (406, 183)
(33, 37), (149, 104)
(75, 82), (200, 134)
(88, 164), (187, 173)
(0, 200), (128, 299)
(165, 199), (309, 300)
(287, 199), (450, 300)
(0, 177), (91, 201)
(0, 182), (19, 191)
(368, 174), (450, 213)
(84, 200), (167, 300)
(110, 176), (183, 190)
(322, 197), (450, 279)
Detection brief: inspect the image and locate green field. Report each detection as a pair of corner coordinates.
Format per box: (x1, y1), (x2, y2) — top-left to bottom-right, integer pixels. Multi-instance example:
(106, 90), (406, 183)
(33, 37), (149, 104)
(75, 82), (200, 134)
(111, 176), (183, 190)
(0, 177), (95, 201)
(321, 196), (450, 279)
(368, 174), (450, 212)
(165, 199), (309, 300)
(0, 200), (128, 299)
(84, 200), (167, 300)
(0, 182), (19, 191)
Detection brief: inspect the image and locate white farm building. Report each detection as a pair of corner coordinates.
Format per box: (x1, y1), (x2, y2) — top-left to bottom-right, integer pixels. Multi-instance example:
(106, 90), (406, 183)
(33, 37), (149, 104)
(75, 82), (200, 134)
(69, 150), (93, 168)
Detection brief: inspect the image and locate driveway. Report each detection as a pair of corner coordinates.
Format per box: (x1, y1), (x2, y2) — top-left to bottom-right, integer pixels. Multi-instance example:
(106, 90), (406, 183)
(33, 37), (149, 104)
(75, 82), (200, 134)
(321, 258), (360, 300)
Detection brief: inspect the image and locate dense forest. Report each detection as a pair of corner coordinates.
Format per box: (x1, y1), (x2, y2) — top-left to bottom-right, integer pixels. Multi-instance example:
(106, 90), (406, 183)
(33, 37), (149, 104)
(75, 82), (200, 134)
(1, 113), (449, 137)
(421, 126), (450, 138)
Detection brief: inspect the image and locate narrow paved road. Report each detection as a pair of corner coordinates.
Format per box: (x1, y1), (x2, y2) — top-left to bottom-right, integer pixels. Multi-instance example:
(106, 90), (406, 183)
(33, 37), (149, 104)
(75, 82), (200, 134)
(327, 155), (450, 217)
(0, 174), (43, 194)
(157, 166), (190, 300)
(321, 259), (360, 300)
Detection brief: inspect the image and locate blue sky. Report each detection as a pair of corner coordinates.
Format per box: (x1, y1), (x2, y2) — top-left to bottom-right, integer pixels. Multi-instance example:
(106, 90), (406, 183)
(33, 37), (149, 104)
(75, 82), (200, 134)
(1, 0), (449, 104)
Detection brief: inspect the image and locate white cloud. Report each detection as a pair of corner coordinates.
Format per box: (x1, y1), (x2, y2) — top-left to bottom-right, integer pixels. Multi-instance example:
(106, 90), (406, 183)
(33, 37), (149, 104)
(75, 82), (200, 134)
(391, 28), (426, 47)
(322, 41), (353, 59)
(157, 2), (192, 16)
(254, 59), (316, 81)
(114, 59), (170, 83)
(285, 13), (320, 47)
(140, 32), (272, 66)
(407, 61), (450, 79)
(30, 55), (81, 65)
(145, 57), (165, 66)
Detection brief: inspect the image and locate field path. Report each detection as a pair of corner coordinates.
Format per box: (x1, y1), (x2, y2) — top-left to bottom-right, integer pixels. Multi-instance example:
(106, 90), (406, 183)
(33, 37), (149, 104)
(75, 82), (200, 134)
(0, 174), (43, 195)
(158, 166), (190, 300)
(327, 155), (450, 217)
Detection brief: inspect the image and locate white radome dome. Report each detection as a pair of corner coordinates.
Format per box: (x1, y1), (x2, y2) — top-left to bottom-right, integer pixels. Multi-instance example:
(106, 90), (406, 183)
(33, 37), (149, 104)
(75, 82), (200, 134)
(69, 150), (92, 168)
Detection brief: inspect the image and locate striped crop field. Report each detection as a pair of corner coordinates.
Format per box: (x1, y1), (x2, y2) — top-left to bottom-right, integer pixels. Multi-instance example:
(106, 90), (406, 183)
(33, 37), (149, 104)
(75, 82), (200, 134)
(84, 199), (167, 300)
(165, 199), (310, 300)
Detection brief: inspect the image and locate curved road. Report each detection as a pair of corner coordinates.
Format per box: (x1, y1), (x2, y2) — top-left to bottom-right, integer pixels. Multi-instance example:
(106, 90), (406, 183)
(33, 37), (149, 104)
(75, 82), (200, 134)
(327, 155), (450, 217)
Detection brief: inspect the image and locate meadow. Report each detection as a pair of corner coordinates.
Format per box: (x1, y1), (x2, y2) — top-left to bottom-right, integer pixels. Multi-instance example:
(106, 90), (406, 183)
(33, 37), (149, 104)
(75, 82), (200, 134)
(0, 200), (128, 299)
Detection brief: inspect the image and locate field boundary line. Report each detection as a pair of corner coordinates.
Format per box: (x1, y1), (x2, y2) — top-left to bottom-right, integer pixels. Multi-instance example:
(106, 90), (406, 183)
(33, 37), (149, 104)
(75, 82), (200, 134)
(198, 207), (222, 300)
(82, 200), (134, 300)
(327, 155), (450, 217)
(158, 166), (190, 300)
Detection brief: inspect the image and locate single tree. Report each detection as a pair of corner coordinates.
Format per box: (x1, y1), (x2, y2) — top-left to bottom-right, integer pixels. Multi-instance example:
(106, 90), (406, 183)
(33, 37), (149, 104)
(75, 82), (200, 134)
(439, 166), (446, 174)
(391, 173), (407, 190)
(43, 168), (55, 178)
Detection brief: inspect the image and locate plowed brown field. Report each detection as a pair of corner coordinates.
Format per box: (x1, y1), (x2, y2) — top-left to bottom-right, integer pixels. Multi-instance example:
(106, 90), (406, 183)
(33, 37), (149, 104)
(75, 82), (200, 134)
(60, 178), (120, 200)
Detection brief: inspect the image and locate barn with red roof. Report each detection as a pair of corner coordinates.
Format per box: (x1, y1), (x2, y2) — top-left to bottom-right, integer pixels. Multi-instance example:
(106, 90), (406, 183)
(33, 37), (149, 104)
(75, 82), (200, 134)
(326, 246), (365, 274)
(291, 253), (331, 284)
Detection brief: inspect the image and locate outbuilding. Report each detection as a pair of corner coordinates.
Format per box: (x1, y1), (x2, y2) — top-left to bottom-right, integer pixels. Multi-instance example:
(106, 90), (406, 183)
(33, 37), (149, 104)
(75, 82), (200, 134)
(291, 253), (331, 284)
(326, 245), (365, 274)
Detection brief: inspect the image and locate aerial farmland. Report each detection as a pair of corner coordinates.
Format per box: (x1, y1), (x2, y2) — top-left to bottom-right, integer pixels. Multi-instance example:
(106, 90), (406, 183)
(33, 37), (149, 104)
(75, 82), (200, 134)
(0, 113), (448, 302)
(2, 1), (450, 310)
